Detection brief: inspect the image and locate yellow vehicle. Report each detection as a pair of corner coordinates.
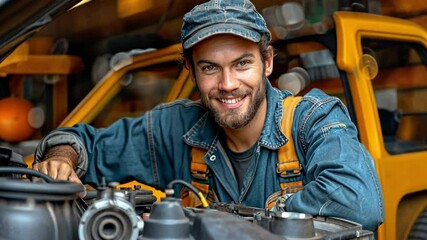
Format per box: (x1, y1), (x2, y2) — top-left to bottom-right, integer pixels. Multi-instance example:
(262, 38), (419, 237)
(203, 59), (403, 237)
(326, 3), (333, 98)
(299, 12), (426, 240)
(1, 1), (426, 239)
(326, 12), (427, 240)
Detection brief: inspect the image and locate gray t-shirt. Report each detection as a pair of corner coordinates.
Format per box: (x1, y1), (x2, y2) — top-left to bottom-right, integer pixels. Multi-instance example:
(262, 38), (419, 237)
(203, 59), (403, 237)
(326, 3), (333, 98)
(224, 143), (257, 190)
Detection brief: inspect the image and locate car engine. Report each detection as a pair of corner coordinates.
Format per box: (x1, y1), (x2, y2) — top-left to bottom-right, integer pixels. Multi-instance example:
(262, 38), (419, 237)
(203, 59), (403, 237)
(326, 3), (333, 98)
(0, 147), (374, 240)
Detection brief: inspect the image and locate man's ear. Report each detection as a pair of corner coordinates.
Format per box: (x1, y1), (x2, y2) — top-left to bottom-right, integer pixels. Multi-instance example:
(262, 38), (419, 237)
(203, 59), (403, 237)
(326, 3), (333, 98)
(264, 45), (274, 77)
(184, 59), (191, 71)
(184, 59), (196, 83)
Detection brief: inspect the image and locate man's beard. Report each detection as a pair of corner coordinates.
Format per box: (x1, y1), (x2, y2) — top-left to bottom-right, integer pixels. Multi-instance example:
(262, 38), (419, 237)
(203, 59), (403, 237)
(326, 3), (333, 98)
(201, 75), (267, 129)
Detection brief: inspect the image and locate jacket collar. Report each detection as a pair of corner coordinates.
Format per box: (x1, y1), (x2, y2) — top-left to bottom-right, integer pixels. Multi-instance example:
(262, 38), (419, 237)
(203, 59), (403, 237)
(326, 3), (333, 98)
(183, 80), (291, 151)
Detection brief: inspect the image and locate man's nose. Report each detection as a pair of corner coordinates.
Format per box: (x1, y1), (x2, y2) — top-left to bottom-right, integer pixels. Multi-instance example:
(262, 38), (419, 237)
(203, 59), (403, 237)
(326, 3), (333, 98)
(219, 69), (239, 92)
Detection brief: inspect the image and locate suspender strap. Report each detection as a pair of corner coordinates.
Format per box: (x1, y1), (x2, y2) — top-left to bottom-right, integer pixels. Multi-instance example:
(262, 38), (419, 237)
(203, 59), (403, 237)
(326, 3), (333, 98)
(265, 96), (304, 209)
(280, 181), (303, 191)
(277, 96), (303, 189)
(184, 148), (216, 207)
(191, 147), (209, 181)
(188, 147), (211, 197)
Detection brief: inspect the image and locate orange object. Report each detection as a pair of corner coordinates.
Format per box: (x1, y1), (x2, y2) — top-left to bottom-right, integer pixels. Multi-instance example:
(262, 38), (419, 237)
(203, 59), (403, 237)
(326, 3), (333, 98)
(0, 97), (35, 142)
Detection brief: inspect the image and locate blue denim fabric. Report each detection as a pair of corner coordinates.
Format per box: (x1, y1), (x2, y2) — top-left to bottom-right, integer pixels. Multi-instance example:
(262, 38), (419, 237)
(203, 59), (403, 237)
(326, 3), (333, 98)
(35, 81), (384, 231)
(181, 0), (271, 49)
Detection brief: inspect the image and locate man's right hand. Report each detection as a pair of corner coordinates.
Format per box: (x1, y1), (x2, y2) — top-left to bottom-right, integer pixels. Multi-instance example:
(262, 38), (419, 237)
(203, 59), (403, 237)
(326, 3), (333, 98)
(32, 145), (82, 184)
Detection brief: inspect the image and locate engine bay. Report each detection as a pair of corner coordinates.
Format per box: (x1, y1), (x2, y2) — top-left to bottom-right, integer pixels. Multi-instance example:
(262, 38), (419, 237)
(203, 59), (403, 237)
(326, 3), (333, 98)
(0, 146), (374, 240)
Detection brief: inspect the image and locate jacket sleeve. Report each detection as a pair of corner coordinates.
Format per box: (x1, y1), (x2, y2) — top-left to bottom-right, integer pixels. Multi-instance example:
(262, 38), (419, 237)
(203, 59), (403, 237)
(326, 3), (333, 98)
(285, 92), (384, 231)
(34, 116), (164, 187)
(34, 100), (204, 190)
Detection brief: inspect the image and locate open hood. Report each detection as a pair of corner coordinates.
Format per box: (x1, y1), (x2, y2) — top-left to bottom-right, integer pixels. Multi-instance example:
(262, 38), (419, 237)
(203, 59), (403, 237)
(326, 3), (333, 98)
(0, 0), (82, 62)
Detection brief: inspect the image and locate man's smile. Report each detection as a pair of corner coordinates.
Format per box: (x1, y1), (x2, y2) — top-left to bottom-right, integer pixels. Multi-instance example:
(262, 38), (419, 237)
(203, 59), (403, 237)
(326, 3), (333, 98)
(217, 96), (246, 109)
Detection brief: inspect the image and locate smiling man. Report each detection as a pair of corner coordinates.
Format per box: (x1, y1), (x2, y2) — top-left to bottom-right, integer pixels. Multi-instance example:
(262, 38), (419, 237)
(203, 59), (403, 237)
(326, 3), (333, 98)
(32, 0), (384, 231)
(192, 34), (271, 148)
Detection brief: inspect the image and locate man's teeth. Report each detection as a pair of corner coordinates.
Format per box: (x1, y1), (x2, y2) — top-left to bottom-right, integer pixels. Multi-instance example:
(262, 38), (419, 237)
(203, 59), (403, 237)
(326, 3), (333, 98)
(220, 97), (242, 104)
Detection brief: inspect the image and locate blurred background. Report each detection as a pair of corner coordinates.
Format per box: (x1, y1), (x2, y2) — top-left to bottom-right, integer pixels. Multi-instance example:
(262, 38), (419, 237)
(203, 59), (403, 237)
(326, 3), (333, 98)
(0, 0), (425, 154)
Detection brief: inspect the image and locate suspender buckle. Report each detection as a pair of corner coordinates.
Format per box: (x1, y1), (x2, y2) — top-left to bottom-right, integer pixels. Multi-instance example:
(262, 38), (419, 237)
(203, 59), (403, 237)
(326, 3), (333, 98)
(276, 160), (302, 178)
(191, 169), (210, 180)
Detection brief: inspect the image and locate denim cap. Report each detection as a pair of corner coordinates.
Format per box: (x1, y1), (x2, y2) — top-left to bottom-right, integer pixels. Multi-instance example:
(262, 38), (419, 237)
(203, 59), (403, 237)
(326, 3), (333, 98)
(181, 0), (271, 49)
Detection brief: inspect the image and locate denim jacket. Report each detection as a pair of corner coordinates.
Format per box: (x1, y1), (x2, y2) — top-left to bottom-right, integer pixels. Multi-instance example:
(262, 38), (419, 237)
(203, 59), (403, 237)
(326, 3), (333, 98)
(35, 81), (384, 231)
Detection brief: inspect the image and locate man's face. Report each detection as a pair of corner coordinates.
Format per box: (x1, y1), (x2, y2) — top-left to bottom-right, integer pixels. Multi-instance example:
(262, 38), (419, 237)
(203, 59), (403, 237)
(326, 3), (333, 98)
(189, 34), (273, 129)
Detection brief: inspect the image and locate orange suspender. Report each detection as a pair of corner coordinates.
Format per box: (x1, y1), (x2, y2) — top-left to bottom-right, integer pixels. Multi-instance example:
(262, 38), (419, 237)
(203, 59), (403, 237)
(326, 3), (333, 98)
(187, 96), (303, 205)
(277, 96), (303, 190)
(190, 147), (210, 193)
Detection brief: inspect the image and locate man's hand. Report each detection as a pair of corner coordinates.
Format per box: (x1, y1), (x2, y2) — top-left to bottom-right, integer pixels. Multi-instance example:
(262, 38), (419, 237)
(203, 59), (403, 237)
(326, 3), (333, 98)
(32, 145), (82, 184)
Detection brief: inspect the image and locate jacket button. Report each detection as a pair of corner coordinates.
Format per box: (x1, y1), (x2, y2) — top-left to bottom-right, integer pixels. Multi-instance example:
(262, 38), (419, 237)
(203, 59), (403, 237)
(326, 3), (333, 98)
(209, 155), (216, 161)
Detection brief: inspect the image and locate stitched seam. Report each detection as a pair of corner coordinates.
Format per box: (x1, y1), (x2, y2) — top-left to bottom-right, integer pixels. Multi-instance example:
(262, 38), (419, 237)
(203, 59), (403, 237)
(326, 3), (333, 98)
(320, 122), (347, 137)
(299, 97), (341, 153)
(319, 199), (332, 215)
(183, 112), (212, 149)
(147, 111), (160, 189)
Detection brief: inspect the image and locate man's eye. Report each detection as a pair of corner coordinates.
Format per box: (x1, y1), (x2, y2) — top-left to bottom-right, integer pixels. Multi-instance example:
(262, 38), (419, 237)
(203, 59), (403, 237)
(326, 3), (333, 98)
(202, 65), (216, 72)
(237, 60), (249, 67)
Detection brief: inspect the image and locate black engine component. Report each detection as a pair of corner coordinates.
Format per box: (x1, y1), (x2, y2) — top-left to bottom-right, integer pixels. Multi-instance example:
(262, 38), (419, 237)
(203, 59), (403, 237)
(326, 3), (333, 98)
(0, 166), (84, 240)
(77, 180), (157, 240)
(0, 146), (27, 178)
(142, 197), (192, 240)
(79, 185), (144, 240)
(191, 210), (284, 240)
(137, 198), (374, 240)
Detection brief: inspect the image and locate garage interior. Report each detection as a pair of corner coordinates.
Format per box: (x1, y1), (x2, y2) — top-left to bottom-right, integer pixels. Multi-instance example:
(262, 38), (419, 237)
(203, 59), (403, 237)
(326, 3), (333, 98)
(0, 1), (426, 240)
(0, 0), (425, 147)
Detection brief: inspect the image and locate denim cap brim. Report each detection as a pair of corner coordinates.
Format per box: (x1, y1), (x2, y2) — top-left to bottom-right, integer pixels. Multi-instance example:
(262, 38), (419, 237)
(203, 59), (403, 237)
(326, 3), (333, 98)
(182, 0), (271, 49)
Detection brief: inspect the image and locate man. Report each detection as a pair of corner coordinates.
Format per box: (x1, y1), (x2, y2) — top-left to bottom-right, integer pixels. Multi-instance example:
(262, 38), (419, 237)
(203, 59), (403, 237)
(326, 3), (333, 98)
(33, 0), (384, 231)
